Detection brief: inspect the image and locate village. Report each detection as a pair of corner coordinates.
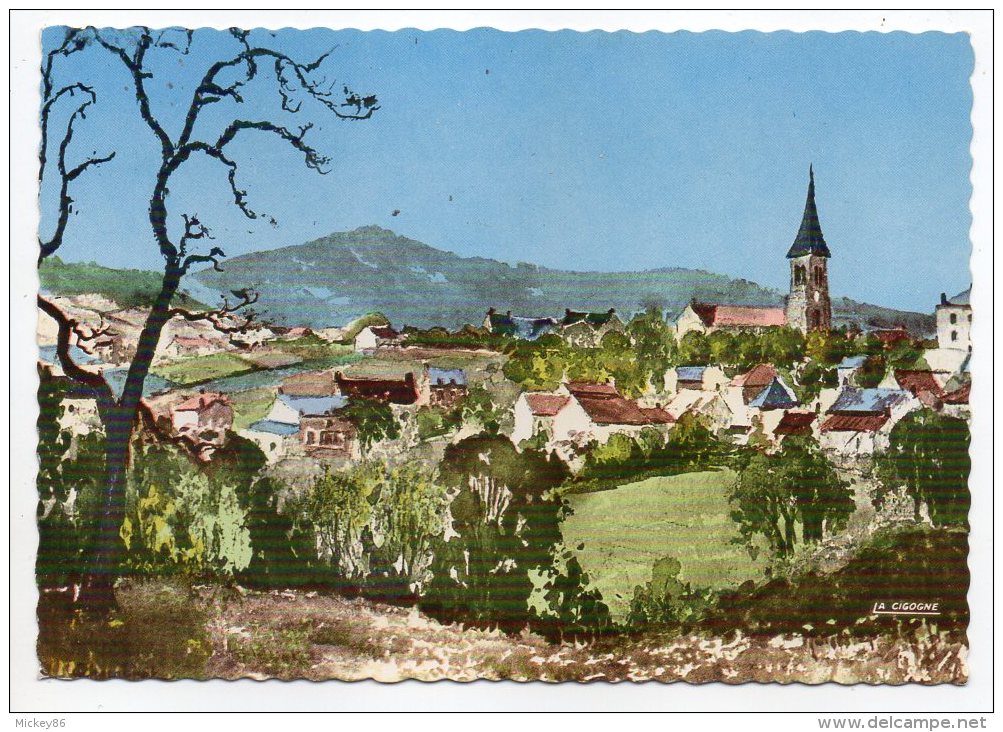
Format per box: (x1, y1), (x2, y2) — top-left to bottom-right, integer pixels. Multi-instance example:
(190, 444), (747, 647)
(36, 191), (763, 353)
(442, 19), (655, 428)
(39, 169), (972, 495)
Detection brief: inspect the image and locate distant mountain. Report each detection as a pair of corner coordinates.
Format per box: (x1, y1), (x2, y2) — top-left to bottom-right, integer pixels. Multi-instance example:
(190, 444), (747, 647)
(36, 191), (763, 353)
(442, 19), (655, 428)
(183, 225), (930, 333)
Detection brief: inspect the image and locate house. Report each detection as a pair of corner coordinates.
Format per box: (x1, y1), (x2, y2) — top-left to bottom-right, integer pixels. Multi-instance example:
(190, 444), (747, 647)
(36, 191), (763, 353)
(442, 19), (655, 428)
(354, 324), (402, 353)
(674, 302), (787, 341)
(240, 418), (300, 463)
(170, 391), (233, 447)
(819, 387), (917, 456)
(559, 309), (625, 347)
(835, 355), (868, 386)
(483, 309), (558, 340)
(514, 381), (674, 449)
(163, 334), (218, 359)
(935, 287), (972, 352)
(427, 367), (468, 408)
(246, 392), (358, 461)
(335, 371), (422, 405)
(511, 393), (572, 444)
(664, 365), (729, 394)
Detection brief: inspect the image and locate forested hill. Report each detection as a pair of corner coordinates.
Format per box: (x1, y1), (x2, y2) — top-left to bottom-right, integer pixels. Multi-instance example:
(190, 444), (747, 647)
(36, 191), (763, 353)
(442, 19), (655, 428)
(46, 226), (934, 333)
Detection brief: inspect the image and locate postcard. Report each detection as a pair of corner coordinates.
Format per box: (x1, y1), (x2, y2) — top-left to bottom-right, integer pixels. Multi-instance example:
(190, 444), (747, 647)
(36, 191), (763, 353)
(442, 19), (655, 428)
(24, 15), (982, 693)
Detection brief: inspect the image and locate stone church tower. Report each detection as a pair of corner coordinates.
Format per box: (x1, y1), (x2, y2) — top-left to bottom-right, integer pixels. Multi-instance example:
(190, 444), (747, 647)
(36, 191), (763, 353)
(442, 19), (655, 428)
(785, 166), (832, 333)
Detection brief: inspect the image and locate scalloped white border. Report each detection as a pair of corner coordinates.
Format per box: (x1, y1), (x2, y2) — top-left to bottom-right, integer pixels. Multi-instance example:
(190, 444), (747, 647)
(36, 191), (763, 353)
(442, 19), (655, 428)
(7, 9), (994, 720)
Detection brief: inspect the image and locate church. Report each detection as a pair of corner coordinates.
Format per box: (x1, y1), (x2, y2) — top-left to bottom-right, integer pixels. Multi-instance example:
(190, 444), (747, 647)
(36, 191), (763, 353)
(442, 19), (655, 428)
(674, 166), (833, 340)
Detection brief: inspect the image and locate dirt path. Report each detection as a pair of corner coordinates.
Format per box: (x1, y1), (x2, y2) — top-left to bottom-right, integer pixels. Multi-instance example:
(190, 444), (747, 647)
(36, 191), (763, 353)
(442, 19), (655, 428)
(203, 588), (967, 684)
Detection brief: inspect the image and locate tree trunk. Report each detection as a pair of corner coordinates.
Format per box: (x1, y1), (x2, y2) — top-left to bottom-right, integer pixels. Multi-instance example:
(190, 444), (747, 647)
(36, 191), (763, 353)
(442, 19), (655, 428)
(76, 267), (181, 612)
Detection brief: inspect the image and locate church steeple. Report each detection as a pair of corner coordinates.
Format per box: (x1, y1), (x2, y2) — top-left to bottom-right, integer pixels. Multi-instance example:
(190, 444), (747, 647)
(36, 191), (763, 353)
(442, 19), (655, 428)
(787, 165), (831, 259)
(784, 165), (832, 333)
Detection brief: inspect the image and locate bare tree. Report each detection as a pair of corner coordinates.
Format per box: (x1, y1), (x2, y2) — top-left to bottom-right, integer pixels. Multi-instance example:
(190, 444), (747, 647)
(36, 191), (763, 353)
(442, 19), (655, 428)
(38, 26), (378, 609)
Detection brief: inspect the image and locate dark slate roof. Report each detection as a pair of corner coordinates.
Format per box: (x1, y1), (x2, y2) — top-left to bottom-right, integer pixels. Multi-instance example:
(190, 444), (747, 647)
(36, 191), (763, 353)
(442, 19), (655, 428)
(248, 419), (300, 436)
(787, 166), (831, 258)
(747, 378), (799, 410)
(512, 316), (558, 340)
(837, 355), (868, 369)
(947, 287), (971, 306)
(562, 309), (619, 328)
(277, 393), (349, 416)
(676, 366), (707, 382)
(429, 367), (467, 386)
(487, 311), (518, 336)
(828, 387), (909, 415)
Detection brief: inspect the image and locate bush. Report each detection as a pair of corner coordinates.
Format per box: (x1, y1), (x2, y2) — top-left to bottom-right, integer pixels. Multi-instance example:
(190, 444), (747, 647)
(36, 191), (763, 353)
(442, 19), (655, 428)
(626, 556), (715, 628)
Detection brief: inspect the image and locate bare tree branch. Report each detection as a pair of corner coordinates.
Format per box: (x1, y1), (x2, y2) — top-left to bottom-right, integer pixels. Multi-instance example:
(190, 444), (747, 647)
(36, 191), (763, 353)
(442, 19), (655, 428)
(92, 27), (174, 162)
(168, 288), (260, 333)
(37, 295), (115, 402)
(38, 85), (116, 262)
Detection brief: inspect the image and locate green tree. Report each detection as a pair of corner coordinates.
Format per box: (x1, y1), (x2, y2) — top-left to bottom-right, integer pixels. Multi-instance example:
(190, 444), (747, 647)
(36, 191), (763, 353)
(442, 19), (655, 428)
(341, 398), (401, 454)
(306, 465), (381, 579)
(423, 434), (569, 632)
(502, 335), (568, 391)
(729, 437), (851, 558)
(240, 475), (318, 588)
(876, 410), (971, 529)
(460, 384), (501, 433)
(626, 556), (713, 628)
(369, 464), (449, 597)
(627, 307), (675, 389)
(676, 331), (711, 366)
(662, 412), (722, 471)
(759, 327), (806, 369)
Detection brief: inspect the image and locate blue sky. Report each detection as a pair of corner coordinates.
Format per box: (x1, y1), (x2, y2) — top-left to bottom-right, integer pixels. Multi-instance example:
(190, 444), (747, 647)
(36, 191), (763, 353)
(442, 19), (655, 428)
(40, 27), (973, 313)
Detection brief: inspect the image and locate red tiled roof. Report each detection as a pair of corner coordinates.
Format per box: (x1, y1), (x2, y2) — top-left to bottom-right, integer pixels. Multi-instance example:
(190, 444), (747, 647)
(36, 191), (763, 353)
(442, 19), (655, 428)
(172, 335), (216, 349)
(731, 364), (778, 388)
(525, 393), (570, 416)
(566, 381), (619, 397)
(894, 370), (943, 398)
(281, 371), (338, 397)
(638, 406), (676, 425)
(174, 392), (230, 412)
(872, 328), (911, 345)
(692, 304), (786, 328)
(774, 410), (816, 436)
(942, 382), (970, 405)
(820, 413), (889, 433)
(335, 371), (418, 404)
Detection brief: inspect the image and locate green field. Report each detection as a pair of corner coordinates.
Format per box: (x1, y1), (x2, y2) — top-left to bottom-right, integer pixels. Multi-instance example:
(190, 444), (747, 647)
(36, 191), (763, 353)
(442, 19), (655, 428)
(229, 388), (277, 431)
(152, 352), (257, 385)
(562, 469), (768, 619)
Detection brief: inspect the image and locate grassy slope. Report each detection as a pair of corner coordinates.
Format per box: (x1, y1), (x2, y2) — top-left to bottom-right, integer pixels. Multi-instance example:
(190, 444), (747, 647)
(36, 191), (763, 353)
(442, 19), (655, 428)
(152, 353), (257, 385)
(39, 257), (207, 309)
(562, 470), (768, 619)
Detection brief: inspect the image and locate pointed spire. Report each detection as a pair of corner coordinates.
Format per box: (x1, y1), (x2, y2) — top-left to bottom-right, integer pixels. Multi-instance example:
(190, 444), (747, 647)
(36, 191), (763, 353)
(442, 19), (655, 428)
(787, 164), (831, 258)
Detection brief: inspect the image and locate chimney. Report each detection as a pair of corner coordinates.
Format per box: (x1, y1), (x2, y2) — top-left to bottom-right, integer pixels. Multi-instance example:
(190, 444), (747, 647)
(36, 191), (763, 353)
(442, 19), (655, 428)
(404, 372), (415, 385)
(506, 310), (512, 317)
(565, 308), (572, 317)
(608, 308), (616, 315)
(487, 307), (496, 315)
(940, 292), (948, 305)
